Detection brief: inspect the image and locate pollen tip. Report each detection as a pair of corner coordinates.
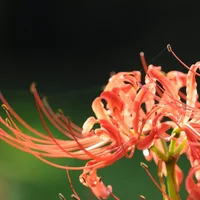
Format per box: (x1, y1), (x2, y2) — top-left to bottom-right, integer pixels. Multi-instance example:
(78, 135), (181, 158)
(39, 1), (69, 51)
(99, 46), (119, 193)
(42, 96), (48, 104)
(1, 104), (8, 110)
(140, 51), (144, 56)
(71, 194), (79, 200)
(167, 44), (172, 52)
(139, 195), (146, 200)
(140, 162), (148, 169)
(58, 108), (64, 114)
(30, 82), (37, 93)
(5, 118), (12, 126)
(58, 193), (66, 200)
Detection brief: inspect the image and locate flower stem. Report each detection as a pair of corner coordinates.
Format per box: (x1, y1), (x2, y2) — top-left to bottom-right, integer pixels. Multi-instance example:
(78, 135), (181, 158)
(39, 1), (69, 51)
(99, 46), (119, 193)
(151, 145), (168, 161)
(165, 158), (180, 200)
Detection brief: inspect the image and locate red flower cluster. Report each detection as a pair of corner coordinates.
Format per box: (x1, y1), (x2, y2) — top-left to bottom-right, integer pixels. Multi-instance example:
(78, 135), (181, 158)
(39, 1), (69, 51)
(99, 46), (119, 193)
(0, 45), (200, 199)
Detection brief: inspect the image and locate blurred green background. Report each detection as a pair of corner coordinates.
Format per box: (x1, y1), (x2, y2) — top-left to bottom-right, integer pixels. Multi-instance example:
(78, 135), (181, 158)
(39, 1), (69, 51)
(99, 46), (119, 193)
(0, 87), (190, 200)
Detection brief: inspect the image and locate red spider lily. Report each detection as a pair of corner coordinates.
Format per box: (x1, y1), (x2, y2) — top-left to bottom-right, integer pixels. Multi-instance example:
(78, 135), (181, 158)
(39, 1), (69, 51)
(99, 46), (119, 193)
(0, 82), (137, 199)
(0, 63), (174, 199)
(143, 47), (200, 198)
(2, 45), (200, 199)
(138, 52), (190, 192)
(0, 83), (139, 164)
(1, 56), (191, 198)
(83, 67), (177, 155)
(147, 55), (200, 169)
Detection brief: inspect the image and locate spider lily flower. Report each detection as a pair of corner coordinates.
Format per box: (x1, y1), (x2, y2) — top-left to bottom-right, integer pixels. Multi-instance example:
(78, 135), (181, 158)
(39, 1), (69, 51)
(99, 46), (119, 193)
(0, 83), (135, 169)
(138, 66), (188, 187)
(0, 56), (196, 199)
(0, 82), (137, 199)
(0, 67), (179, 164)
(0, 65), (167, 197)
(142, 60), (200, 193)
(152, 62), (200, 165)
(83, 66), (181, 155)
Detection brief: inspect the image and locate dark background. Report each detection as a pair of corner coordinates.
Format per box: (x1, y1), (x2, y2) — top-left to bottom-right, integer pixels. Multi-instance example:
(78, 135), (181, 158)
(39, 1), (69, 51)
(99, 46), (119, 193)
(0, 1), (200, 92)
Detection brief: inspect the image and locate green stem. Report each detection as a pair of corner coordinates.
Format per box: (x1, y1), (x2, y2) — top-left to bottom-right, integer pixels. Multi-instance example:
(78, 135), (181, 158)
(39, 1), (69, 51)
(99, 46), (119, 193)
(174, 138), (187, 156)
(165, 158), (180, 200)
(151, 145), (168, 161)
(161, 139), (169, 154)
(169, 139), (176, 157)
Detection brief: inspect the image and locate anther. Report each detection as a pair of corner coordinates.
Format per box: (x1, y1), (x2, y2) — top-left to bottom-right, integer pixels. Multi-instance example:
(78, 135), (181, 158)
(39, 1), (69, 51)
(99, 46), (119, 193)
(99, 177), (102, 182)
(140, 52), (144, 56)
(80, 177), (86, 183)
(1, 104), (8, 110)
(5, 118), (12, 126)
(30, 82), (36, 93)
(167, 44), (172, 52)
(58, 109), (64, 114)
(71, 194), (79, 200)
(140, 162), (148, 169)
(139, 195), (146, 200)
(42, 96), (48, 104)
(58, 193), (66, 200)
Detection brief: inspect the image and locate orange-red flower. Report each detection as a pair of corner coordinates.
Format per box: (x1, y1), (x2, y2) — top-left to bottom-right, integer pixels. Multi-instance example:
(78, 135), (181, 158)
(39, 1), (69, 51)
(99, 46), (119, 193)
(2, 47), (200, 199)
(0, 65), (172, 198)
(0, 82), (138, 199)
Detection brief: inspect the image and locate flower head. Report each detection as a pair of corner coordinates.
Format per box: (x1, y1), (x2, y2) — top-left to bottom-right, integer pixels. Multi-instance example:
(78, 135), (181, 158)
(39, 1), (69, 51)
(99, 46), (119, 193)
(1, 45), (200, 199)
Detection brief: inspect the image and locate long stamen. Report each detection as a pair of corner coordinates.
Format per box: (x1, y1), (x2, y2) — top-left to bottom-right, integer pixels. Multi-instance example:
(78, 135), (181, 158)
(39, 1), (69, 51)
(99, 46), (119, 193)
(58, 193), (66, 200)
(140, 162), (171, 200)
(110, 192), (120, 200)
(65, 118), (116, 163)
(34, 98), (82, 159)
(30, 83), (81, 139)
(158, 160), (168, 200)
(66, 169), (80, 200)
(32, 83), (115, 163)
(0, 93), (52, 140)
(141, 48), (190, 110)
(0, 113), (106, 170)
(167, 44), (200, 77)
(42, 97), (82, 137)
(71, 194), (79, 200)
(140, 52), (148, 73)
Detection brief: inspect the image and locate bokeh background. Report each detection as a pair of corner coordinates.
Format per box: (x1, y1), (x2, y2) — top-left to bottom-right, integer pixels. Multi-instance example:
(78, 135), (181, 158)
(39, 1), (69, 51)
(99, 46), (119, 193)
(0, 1), (200, 199)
